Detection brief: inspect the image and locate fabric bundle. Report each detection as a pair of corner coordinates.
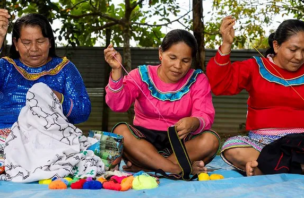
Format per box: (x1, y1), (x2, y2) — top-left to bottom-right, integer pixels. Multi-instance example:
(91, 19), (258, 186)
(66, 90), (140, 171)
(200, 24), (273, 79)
(0, 83), (105, 182)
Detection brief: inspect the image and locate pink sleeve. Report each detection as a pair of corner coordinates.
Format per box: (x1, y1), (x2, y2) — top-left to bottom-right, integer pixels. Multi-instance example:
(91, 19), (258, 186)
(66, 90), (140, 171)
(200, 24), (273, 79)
(190, 74), (215, 134)
(105, 69), (141, 112)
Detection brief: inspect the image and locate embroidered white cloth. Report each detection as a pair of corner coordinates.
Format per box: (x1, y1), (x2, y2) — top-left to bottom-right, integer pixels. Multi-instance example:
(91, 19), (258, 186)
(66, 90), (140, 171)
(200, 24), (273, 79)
(0, 83), (104, 182)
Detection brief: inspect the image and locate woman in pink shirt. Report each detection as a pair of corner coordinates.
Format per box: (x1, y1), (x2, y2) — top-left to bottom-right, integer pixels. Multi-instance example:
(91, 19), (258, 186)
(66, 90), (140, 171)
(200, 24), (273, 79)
(104, 29), (220, 175)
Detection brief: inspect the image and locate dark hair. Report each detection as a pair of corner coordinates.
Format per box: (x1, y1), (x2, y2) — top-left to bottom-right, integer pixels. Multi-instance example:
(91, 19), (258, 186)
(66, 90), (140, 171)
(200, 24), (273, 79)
(265, 19), (304, 56)
(10, 13), (57, 59)
(160, 29), (198, 57)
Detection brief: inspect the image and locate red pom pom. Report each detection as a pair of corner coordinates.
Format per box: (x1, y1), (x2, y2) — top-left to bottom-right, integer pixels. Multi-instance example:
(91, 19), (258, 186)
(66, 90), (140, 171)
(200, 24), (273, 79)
(71, 179), (87, 189)
(103, 181), (121, 191)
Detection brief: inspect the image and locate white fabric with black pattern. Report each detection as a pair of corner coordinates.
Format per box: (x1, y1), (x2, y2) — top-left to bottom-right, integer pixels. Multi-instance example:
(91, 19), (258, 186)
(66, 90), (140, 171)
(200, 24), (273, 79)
(0, 83), (104, 182)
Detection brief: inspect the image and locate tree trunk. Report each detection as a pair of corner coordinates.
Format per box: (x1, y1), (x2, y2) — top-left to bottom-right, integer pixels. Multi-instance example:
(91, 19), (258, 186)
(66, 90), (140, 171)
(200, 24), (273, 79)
(124, 0), (135, 124)
(193, 0), (205, 71)
(123, 0), (132, 72)
(102, 29), (111, 131)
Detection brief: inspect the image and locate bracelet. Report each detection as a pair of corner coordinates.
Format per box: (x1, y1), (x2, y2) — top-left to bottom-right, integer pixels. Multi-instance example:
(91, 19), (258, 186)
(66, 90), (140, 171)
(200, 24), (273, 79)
(61, 94), (64, 104)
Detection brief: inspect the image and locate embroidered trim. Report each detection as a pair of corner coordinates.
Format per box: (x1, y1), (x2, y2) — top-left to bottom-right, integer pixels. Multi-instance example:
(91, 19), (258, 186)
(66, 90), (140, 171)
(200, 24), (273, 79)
(254, 56), (304, 86)
(2, 57), (70, 81)
(107, 84), (124, 93)
(66, 98), (73, 117)
(110, 74), (122, 83)
(218, 48), (230, 56)
(191, 117), (205, 135)
(139, 65), (203, 101)
(214, 58), (229, 66)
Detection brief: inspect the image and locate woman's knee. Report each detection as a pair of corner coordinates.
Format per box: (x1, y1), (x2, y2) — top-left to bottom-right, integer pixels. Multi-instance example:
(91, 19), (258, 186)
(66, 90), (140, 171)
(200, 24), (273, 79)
(113, 124), (130, 137)
(199, 132), (220, 152)
(223, 147), (259, 165)
(223, 148), (240, 162)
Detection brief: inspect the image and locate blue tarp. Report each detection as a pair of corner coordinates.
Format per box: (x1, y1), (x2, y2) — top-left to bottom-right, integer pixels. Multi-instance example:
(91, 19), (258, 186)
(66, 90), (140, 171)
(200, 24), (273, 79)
(1, 156), (304, 198)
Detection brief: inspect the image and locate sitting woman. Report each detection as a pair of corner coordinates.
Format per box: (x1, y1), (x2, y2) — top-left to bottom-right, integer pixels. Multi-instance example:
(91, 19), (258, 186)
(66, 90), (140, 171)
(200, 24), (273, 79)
(104, 29), (220, 175)
(206, 16), (304, 176)
(0, 10), (103, 182)
(0, 9), (91, 139)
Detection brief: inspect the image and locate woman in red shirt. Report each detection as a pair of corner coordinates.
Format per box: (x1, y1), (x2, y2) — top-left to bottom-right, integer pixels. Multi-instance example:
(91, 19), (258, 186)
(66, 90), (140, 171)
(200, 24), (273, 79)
(207, 16), (304, 176)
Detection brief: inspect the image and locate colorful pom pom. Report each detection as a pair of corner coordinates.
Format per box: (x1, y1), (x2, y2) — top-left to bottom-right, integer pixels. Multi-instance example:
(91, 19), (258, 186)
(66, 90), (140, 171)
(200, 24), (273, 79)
(58, 178), (69, 186)
(120, 176), (134, 191)
(39, 179), (52, 185)
(103, 181), (121, 191)
(96, 177), (107, 183)
(132, 175), (158, 190)
(71, 179), (87, 189)
(82, 181), (103, 189)
(68, 178), (80, 187)
(111, 175), (127, 184)
(49, 180), (67, 190)
(64, 177), (73, 182)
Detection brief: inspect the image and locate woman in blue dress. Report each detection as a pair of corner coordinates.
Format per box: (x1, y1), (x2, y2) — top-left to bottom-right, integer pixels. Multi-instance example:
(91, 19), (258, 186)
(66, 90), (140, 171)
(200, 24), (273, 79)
(0, 9), (91, 153)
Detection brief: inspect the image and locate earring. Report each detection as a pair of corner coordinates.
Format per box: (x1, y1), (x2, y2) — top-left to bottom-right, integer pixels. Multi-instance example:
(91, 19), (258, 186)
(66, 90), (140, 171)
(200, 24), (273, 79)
(159, 57), (162, 61)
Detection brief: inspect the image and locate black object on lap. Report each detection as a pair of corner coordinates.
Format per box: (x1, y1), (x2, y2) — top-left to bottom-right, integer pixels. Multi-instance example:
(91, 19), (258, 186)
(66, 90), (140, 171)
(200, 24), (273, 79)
(154, 126), (197, 181)
(257, 133), (304, 174)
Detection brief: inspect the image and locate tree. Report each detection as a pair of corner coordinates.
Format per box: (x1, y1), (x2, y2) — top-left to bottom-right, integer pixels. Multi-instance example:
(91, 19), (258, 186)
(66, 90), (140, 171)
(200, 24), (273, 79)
(5, 0), (191, 71)
(204, 0), (304, 49)
(192, 0), (205, 70)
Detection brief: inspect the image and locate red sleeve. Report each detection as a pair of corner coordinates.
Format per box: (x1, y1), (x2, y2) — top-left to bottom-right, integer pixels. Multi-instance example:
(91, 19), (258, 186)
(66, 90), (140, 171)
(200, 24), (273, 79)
(206, 48), (255, 95)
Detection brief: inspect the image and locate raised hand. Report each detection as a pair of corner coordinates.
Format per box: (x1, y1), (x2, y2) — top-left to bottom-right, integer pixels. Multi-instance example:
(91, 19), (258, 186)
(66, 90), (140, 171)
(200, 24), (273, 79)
(220, 16), (236, 54)
(104, 43), (122, 70)
(0, 9), (10, 47)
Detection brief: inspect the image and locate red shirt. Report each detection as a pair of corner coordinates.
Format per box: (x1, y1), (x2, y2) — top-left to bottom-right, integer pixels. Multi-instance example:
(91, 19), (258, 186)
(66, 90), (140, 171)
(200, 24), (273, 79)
(206, 49), (304, 130)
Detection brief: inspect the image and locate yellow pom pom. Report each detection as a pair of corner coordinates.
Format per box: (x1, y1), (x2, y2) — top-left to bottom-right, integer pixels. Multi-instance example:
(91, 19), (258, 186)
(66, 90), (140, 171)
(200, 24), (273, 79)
(198, 173), (210, 181)
(210, 174), (224, 180)
(39, 179), (52, 185)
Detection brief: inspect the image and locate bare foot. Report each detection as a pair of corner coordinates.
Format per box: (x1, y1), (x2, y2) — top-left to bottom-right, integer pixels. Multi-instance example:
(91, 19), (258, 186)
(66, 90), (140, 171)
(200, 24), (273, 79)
(122, 161), (153, 172)
(192, 161), (207, 175)
(246, 161), (263, 176)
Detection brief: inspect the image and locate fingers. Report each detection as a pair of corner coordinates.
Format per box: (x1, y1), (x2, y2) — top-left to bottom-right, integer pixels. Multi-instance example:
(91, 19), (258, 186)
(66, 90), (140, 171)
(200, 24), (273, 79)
(177, 129), (189, 139)
(104, 44), (117, 62)
(192, 161), (206, 175)
(0, 9), (10, 18)
(0, 10), (10, 30)
(220, 16), (236, 33)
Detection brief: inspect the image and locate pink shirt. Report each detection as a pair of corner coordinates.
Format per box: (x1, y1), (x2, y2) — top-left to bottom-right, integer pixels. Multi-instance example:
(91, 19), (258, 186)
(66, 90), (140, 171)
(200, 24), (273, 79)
(106, 65), (214, 134)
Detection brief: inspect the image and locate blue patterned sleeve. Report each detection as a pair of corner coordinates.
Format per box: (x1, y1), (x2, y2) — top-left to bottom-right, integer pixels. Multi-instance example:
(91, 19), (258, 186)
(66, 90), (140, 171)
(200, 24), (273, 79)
(0, 59), (5, 90)
(60, 61), (91, 124)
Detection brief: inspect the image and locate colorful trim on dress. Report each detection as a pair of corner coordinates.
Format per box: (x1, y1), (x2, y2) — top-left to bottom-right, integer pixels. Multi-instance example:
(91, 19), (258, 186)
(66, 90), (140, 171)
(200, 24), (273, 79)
(220, 131), (299, 171)
(214, 58), (229, 66)
(0, 128), (11, 144)
(138, 65), (203, 101)
(2, 57), (70, 81)
(107, 84), (124, 93)
(254, 56), (304, 86)
(252, 128), (304, 136)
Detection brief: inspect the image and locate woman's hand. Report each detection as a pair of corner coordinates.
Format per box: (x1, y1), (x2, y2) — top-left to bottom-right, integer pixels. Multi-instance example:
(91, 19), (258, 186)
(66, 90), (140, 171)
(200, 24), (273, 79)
(175, 117), (200, 139)
(104, 43), (123, 81)
(52, 90), (62, 103)
(104, 43), (122, 70)
(220, 16), (236, 54)
(0, 9), (10, 48)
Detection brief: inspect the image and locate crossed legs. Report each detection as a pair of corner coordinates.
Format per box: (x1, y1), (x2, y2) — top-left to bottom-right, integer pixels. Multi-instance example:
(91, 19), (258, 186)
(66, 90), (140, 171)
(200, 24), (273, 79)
(113, 124), (219, 175)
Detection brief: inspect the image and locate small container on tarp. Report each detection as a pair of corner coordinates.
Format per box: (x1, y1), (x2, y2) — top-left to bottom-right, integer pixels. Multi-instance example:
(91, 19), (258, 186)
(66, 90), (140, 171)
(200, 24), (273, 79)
(87, 130), (123, 170)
